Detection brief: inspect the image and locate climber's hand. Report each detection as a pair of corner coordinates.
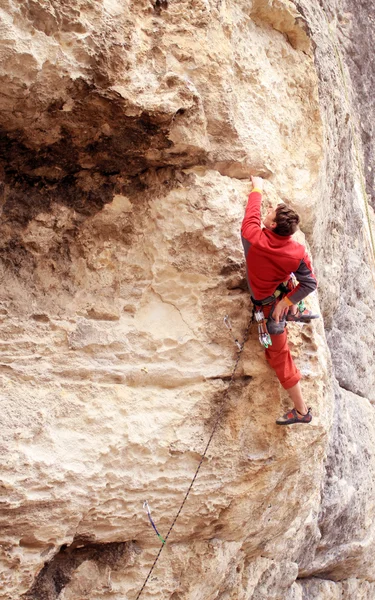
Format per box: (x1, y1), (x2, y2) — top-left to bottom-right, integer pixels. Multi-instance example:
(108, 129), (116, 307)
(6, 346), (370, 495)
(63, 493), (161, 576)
(273, 298), (290, 323)
(251, 176), (263, 191)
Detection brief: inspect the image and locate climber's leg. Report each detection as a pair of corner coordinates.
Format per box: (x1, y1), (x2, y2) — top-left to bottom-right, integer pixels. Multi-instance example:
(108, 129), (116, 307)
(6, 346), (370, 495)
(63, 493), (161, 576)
(263, 304), (312, 424)
(264, 328), (301, 390)
(286, 382), (308, 416)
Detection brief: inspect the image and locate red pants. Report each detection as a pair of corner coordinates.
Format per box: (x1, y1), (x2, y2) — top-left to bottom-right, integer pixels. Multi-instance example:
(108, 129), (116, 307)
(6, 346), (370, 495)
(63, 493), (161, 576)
(263, 305), (301, 390)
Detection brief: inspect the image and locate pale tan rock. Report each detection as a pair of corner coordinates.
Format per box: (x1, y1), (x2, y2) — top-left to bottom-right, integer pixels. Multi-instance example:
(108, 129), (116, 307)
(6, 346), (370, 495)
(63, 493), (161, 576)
(301, 389), (375, 582)
(293, 577), (375, 600)
(59, 560), (101, 599)
(0, 0), (374, 599)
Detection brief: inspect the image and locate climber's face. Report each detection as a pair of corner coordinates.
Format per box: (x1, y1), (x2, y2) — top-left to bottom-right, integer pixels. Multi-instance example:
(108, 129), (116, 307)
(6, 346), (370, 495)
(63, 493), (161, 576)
(263, 206), (277, 230)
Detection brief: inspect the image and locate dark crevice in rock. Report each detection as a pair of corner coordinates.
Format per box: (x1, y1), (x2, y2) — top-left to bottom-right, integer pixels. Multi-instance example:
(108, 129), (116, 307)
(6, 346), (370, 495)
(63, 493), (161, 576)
(152, 0), (169, 13)
(296, 574), (336, 582)
(22, 540), (139, 600)
(226, 281), (249, 293)
(220, 261), (245, 276)
(204, 382), (252, 431)
(0, 108), (164, 227)
(0, 166), (189, 280)
(290, 1), (316, 40)
(0, 234), (37, 274)
(1, 167), (115, 226)
(0, 77), (206, 230)
(338, 381), (366, 398)
(0, 73), (208, 285)
(207, 375), (253, 382)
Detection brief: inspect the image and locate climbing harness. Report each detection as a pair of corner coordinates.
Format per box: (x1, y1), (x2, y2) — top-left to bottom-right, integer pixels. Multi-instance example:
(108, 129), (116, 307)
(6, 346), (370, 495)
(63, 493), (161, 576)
(250, 275), (308, 346)
(143, 501), (166, 545)
(135, 313), (252, 600)
(250, 278), (290, 347)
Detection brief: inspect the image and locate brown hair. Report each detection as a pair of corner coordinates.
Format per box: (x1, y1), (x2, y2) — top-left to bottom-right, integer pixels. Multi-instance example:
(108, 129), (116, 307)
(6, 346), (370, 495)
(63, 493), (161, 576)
(274, 203), (300, 236)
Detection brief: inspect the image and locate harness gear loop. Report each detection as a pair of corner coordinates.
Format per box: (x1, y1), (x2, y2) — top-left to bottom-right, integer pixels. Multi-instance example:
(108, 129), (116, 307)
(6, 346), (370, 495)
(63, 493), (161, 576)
(250, 278), (290, 308)
(251, 275), (307, 345)
(135, 313), (253, 600)
(251, 278), (293, 347)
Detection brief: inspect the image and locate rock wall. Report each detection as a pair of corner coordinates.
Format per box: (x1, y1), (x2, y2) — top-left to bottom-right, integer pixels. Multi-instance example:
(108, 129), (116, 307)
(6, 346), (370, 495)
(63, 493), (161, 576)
(0, 1), (374, 599)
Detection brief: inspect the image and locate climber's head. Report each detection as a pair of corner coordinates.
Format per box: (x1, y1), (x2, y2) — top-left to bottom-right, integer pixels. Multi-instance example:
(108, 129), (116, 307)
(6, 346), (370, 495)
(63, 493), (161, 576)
(264, 203), (300, 236)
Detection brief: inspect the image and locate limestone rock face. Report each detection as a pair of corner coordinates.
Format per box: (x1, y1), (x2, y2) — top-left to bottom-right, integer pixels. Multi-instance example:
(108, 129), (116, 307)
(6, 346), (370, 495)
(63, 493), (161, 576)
(304, 388), (375, 582)
(0, 1), (374, 600)
(338, 0), (375, 210)
(303, 0), (375, 403)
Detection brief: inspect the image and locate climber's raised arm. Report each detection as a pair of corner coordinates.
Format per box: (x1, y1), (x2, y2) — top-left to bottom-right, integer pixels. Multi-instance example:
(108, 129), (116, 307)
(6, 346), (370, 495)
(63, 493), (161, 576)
(241, 175), (264, 244)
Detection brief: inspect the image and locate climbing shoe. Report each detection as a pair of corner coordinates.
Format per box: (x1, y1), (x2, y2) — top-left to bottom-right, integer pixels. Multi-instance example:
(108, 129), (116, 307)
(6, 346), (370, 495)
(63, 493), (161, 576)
(266, 316), (286, 336)
(276, 407), (312, 425)
(286, 309), (319, 323)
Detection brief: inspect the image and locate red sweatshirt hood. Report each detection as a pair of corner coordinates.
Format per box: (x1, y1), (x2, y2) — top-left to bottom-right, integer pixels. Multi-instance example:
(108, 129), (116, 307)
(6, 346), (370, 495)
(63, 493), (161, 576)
(262, 228), (292, 246)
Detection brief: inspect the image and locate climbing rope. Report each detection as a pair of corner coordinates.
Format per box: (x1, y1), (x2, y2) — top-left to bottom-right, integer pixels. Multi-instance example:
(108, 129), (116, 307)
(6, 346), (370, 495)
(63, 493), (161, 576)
(134, 314), (253, 600)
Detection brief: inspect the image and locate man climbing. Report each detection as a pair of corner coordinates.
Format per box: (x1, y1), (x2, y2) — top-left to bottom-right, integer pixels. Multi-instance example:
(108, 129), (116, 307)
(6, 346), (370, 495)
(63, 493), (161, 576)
(241, 175), (318, 425)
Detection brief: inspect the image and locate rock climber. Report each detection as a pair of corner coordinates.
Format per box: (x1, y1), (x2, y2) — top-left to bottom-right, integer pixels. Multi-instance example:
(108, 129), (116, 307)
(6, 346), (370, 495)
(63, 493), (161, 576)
(241, 175), (318, 425)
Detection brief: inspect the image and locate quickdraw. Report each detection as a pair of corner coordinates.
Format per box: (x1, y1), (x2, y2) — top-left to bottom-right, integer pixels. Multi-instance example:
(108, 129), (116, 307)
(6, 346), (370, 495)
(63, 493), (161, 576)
(143, 500), (166, 545)
(223, 315), (242, 351)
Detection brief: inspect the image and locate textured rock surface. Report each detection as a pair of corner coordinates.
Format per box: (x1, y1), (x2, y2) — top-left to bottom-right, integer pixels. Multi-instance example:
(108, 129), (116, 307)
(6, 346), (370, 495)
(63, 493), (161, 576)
(303, 0), (375, 402)
(291, 577), (375, 600)
(303, 388), (375, 582)
(337, 0), (375, 210)
(0, 1), (374, 599)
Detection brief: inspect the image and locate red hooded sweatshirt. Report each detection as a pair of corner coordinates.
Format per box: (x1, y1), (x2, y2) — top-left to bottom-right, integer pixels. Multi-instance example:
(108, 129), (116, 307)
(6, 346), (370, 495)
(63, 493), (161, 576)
(241, 190), (317, 304)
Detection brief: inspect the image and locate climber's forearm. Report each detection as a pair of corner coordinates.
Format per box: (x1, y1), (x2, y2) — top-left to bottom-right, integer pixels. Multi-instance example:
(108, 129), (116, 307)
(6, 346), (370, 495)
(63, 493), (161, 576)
(241, 176), (264, 243)
(286, 254), (317, 305)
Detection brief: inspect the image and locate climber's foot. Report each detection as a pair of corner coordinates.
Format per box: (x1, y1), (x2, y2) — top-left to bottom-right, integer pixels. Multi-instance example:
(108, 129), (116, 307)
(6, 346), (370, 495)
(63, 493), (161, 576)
(276, 407), (312, 425)
(286, 309), (319, 322)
